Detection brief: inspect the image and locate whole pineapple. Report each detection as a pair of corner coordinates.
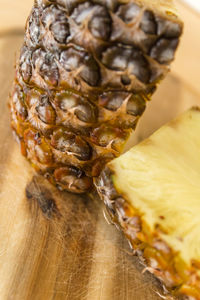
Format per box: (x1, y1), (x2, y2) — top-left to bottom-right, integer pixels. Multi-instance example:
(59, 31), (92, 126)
(10, 0), (183, 193)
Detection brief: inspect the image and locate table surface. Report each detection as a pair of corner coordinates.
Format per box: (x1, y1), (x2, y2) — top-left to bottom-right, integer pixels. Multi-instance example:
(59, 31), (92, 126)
(0, 1), (200, 300)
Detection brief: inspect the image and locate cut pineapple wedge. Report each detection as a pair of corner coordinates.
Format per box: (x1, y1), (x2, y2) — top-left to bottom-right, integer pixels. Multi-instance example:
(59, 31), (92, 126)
(96, 107), (200, 299)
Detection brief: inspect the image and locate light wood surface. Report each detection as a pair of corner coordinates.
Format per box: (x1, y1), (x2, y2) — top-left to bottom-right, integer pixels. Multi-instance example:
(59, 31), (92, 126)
(0, 0), (33, 33)
(0, 1), (200, 300)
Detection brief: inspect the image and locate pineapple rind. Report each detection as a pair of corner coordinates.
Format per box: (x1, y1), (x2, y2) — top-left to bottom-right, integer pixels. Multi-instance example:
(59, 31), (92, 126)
(10, 0), (183, 193)
(95, 108), (200, 299)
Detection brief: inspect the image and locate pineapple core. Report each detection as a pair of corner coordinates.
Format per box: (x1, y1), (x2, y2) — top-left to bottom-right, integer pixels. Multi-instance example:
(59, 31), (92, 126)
(110, 108), (200, 265)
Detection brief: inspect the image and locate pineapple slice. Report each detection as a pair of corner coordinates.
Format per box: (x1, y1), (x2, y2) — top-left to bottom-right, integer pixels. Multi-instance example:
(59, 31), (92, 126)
(96, 107), (200, 299)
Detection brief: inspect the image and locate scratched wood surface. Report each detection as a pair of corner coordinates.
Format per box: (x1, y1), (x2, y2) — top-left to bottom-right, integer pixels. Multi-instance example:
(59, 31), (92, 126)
(0, 1), (200, 300)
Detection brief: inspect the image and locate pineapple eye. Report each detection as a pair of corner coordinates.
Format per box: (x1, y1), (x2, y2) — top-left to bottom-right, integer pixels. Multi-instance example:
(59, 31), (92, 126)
(36, 96), (56, 124)
(54, 166), (92, 193)
(20, 46), (32, 83)
(127, 95), (146, 116)
(117, 3), (157, 34)
(26, 90), (43, 107)
(35, 143), (52, 164)
(55, 91), (97, 124)
(98, 131), (116, 146)
(102, 47), (129, 71)
(71, 2), (93, 24)
(60, 49), (79, 71)
(13, 87), (28, 120)
(156, 17), (182, 38)
(15, 100), (28, 120)
(140, 10), (157, 35)
(150, 38), (179, 64)
(32, 49), (59, 86)
(91, 127), (125, 149)
(116, 3), (141, 24)
(24, 129), (53, 164)
(60, 47), (100, 86)
(51, 129), (92, 161)
(99, 92), (127, 111)
(50, 20), (69, 43)
(79, 55), (100, 86)
(75, 102), (98, 123)
(57, 0), (86, 13)
(128, 51), (150, 84)
(56, 91), (79, 111)
(59, 95), (77, 111)
(88, 6), (112, 40)
(98, 91), (146, 117)
(71, 0), (112, 41)
(28, 9), (41, 46)
(42, 6), (70, 44)
(102, 46), (150, 84)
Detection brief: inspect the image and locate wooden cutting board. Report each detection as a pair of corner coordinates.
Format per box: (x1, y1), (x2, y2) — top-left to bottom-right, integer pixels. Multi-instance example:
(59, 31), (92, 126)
(0, 1), (200, 299)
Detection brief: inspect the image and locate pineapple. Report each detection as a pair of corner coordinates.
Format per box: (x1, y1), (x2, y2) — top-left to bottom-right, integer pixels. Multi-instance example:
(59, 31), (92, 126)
(10, 0), (183, 193)
(95, 107), (200, 300)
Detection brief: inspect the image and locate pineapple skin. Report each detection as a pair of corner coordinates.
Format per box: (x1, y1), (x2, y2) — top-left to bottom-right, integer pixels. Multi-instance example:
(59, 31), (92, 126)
(95, 122), (200, 300)
(10, 0), (183, 193)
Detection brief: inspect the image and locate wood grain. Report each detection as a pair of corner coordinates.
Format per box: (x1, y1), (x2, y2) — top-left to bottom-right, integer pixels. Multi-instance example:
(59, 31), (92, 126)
(0, 33), (161, 300)
(0, 1), (200, 300)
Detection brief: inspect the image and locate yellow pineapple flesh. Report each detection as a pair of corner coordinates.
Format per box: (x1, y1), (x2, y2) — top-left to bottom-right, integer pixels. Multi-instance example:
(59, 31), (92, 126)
(96, 108), (200, 299)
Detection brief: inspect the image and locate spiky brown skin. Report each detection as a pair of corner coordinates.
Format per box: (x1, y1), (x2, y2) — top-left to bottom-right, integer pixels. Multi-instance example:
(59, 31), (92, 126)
(95, 168), (200, 300)
(10, 0), (182, 193)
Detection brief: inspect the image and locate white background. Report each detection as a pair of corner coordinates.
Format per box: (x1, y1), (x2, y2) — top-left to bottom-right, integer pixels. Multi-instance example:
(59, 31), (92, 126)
(183, 0), (200, 12)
